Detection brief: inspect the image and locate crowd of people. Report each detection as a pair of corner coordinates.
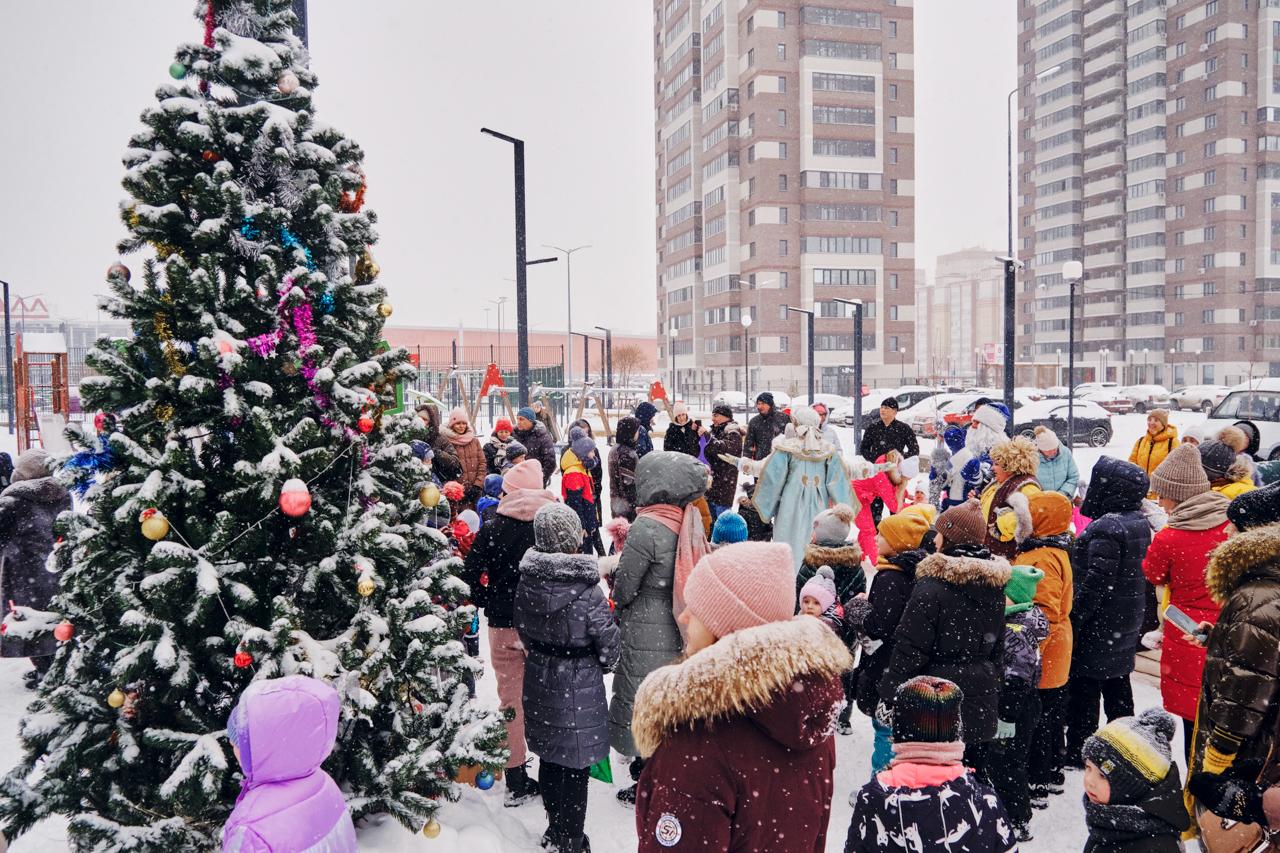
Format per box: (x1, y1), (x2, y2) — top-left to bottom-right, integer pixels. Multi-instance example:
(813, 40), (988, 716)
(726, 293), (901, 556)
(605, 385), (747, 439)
(3, 392), (1280, 853)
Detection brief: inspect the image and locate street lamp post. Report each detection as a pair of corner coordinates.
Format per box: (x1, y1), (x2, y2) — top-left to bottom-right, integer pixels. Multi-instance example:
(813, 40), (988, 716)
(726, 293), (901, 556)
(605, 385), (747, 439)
(481, 128), (533, 404)
(1063, 260), (1083, 449)
(544, 243), (591, 386)
(1100, 347), (1110, 384)
(783, 305), (816, 402)
(594, 325), (613, 406)
(669, 327), (679, 400)
(490, 296), (508, 364)
(899, 347), (908, 383)
(740, 313), (753, 393)
(832, 298), (864, 447)
(1142, 347), (1150, 384)
(0, 280), (11, 434)
(1056, 348), (1062, 386)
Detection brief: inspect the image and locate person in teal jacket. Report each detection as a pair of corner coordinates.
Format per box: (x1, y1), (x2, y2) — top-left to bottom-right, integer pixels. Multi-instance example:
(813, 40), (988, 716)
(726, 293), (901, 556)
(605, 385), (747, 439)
(751, 407), (854, 571)
(1033, 426), (1079, 498)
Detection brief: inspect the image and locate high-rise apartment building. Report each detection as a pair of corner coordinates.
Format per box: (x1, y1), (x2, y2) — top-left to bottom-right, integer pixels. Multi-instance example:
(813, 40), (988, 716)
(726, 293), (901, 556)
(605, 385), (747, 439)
(917, 248), (1005, 385)
(654, 1), (916, 399)
(1017, 0), (1280, 389)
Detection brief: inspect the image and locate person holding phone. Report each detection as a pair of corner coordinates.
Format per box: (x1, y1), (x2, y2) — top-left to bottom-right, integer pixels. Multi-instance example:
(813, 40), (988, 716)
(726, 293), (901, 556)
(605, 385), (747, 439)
(1141, 443), (1232, 765)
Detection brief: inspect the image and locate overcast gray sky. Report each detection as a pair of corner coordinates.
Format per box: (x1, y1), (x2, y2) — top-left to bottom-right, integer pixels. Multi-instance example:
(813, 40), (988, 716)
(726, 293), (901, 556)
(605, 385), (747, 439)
(0, 1), (1013, 336)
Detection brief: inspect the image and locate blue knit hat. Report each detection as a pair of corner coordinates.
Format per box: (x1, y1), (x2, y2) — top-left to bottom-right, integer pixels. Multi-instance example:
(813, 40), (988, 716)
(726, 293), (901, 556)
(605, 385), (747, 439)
(483, 473), (504, 497)
(943, 426), (967, 453)
(517, 406), (536, 423)
(711, 511), (748, 545)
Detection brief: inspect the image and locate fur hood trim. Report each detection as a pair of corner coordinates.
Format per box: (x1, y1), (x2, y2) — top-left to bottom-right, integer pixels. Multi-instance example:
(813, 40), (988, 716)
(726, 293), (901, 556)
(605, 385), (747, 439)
(632, 616), (853, 758)
(518, 550), (601, 585)
(1006, 490), (1035, 544)
(717, 421), (746, 437)
(1205, 523), (1280, 604)
(916, 551), (1013, 589)
(803, 542), (864, 568)
(598, 554), (620, 580)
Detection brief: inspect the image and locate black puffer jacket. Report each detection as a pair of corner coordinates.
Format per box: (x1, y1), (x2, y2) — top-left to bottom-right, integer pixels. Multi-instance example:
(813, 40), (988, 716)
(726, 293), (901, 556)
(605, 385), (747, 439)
(0, 475), (72, 658)
(419, 405), (462, 483)
(609, 417), (640, 522)
(459, 511), (536, 629)
(1071, 456), (1152, 680)
(662, 417), (701, 457)
(514, 421), (557, 486)
(878, 548), (1011, 743)
(745, 407), (790, 461)
(1190, 523), (1280, 777)
(702, 420), (745, 506)
(855, 550), (925, 716)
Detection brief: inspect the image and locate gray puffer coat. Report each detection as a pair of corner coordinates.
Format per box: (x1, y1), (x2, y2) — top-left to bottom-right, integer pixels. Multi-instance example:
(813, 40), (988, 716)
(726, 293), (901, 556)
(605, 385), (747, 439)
(608, 452), (709, 756)
(0, 476), (72, 659)
(515, 549), (621, 770)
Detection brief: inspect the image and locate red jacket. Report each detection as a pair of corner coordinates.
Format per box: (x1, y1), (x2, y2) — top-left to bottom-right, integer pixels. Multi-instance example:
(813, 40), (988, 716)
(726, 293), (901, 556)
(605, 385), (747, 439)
(633, 617), (853, 853)
(853, 472), (898, 565)
(1142, 518), (1230, 720)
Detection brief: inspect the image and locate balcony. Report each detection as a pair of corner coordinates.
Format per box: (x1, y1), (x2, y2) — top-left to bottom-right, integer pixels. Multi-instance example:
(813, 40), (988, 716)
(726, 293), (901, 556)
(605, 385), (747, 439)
(1084, 148), (1123, 172)
(1084, 249), (1122, 268)
(1084, 74), (1122, 101)
(1084, 48), (1122, 77)
(1083, 174), (1123, 196)
(1084, 99), (1123, 125)
(1084, 224), (1121, 245)
(1083, 198), (1123, 220)
(1083, 0), (1123, 29)
(1084, 122), (1124, 148)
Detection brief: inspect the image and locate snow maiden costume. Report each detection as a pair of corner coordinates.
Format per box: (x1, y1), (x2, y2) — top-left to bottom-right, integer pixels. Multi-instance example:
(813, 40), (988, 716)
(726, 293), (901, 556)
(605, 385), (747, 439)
(752, 406), (854, 572)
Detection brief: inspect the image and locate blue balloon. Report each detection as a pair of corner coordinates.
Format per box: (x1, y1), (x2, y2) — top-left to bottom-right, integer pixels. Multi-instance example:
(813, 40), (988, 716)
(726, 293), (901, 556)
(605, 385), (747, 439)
(475, 770), (495, 790)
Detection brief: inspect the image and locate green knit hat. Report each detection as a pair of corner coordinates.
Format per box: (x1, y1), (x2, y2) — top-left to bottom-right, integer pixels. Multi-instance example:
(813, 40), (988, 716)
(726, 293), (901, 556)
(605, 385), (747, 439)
(1004, 564), (1044, 614)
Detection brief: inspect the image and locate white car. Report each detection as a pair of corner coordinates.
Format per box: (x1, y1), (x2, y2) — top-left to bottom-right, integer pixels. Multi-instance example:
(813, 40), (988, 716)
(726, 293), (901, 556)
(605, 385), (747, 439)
(1169, 384), (1231, 413)
(790, 393), (853, 411)
(1119, 384), (1172, 413)
(1203, 379), (1280, 460)
(749, 390), (791, 409)
(834, 389), (896, 427)
(712, 390), (748, 411)
(902, 393), (964, 435)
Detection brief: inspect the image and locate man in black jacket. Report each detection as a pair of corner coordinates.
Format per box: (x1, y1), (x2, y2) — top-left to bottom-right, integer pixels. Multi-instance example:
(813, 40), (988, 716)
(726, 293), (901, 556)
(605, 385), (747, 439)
(745, 392), (790, 460)
(858, 396), (919, 461)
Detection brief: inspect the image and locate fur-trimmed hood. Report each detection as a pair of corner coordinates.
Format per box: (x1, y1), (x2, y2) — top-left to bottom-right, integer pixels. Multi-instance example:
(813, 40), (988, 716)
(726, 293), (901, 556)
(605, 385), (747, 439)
(803, 542), (864, 569)
(518, 549), (601, 585)
(632, 616), (853, 758)
(1006, 490), (1035, 544)
(916, 551), (1013, 589)
(1205, 523), (1280, 604)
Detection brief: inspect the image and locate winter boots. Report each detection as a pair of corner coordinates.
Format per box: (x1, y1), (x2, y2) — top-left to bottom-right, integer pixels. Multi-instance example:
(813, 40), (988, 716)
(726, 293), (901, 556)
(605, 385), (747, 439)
(505, 763), (541, 807)
(615, 757), (645, 807)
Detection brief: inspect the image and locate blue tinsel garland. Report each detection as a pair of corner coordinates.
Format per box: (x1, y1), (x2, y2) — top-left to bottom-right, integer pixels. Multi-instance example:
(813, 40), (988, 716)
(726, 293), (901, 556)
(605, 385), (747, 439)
(63, 438), (121, 497)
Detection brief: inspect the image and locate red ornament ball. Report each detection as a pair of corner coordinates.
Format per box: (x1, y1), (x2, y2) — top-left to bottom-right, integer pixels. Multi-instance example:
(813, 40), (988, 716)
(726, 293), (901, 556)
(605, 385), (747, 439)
(233, 651), (253, 669)
(93, 412), (108, 433)
(278, 478), (311, 517)
(357, 415), (375, 434)
(202, 150), (221, 162)
(53, 621), (74, 642)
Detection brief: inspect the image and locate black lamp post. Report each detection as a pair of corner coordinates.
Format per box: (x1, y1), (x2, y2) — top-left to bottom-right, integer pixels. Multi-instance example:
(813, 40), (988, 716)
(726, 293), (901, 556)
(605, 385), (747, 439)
(1063, 260), (1083, 448)
(831, 298), (864, 448)
(0, 280), (11, 435)
(783, 305), (816, 403)
(594, 325), (612, 406)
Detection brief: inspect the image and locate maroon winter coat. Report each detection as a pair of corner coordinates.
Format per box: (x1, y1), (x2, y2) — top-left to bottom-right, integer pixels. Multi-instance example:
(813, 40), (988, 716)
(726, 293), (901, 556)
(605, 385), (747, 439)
(632, 617), (853, 853)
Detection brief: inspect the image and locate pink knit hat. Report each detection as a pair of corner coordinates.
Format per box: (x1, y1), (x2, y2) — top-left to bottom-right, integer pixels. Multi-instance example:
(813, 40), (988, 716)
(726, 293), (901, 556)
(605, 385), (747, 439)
(502, 459), (544, 492)
(683, 542), (796, 639)
(447, 407), (470, 429)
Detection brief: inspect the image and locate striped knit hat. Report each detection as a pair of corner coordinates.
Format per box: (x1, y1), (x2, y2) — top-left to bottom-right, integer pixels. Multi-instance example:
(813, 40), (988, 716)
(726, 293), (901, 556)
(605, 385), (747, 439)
(1082, 708), (1176, 804)
(892, 676), (964, 744)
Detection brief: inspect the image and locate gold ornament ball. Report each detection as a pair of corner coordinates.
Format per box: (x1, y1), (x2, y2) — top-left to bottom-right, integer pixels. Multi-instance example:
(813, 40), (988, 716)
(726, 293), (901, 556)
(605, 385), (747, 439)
(419, 484), (441, 508)
(107, 688), (126, 709)
(357, 577), (375, 597)
(277, 70), (300, 95)
(422, 818), (442, 839)
(140, 510), (170, 541)
(377, 302), (393, 318)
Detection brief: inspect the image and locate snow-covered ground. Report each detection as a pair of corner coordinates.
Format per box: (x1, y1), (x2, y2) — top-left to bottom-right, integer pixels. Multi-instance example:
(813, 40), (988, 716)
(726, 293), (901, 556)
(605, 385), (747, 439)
(0, 409), (1210, 851)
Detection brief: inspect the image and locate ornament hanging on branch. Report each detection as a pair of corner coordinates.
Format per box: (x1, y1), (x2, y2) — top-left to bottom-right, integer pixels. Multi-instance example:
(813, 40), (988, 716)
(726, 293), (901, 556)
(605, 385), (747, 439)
(53, 621), (74, 642)
(201, 150), (221, 163)
(339, 175), (367, 214)
(354, 249), (379, 283)
(356, 576), (375, 597)
(422, 819), (441, 839)
(277, 71), (300, 95)
(139, 508), (169, 541)
(418, 483), (441, 508)
(107, 262), (131, 282)
(107, 688), (126, 709)
(233, 651), (253, 669)
(168, 61), (187, 80)
(357, 413), (375, 434)
(278, 478), (311, 517)
(377, 302), (393, 319)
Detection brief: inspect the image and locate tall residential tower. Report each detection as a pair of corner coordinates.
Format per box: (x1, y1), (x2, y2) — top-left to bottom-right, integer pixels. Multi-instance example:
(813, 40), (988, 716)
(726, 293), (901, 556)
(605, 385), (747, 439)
(654, 0), (916, 398)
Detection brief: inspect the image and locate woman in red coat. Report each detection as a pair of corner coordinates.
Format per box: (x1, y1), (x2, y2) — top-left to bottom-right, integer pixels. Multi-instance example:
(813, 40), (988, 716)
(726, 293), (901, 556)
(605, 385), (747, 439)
(1142, 443), (1232, 763)
(632, 542), (853, 853)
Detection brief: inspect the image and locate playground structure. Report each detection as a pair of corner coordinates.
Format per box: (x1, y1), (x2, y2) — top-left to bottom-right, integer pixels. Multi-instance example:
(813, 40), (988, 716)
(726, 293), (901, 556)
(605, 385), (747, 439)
(13, 332), (72, 454)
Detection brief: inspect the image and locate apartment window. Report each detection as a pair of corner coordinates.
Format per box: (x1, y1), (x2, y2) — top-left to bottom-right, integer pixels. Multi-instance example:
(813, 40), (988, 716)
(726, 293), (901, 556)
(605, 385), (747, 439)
(747, 176), (756, 196)
(1204, 141), (1217, 157)
(889, 83), (898, 100)
(889, 273), (899, 290)
(778, 142), (787, 158)
(777, 75), (786, 93)
(747, 14), (754, 33)
(748, 144), (756, 163)
(1174, 313), (1184, 327)
(813, 138), (876, 157)
(747, 80), (755, 99)
(747, 209), (756, 226)
(778, 206), (789, 224)
(813, 105), (876, 125)
(1205, 28), (1218, 45)
(1202, 253), (1215, 269)
(890, 242), (899, 258)
(1175, 14), (1185, 29)
(778, 108), (786, 126)
(1206, 57), (1219, 75)
(890, 147), (898, 164)
(1205, 281), (1217, 295)
(779, 337), (789, 353)
(748, 241), (757, 258)
(1206, 0), (1219, 15)
(890, 179), (899, 194)
(747, 48), (755, 67)
(1206, 225), (1216, 240)
(1203, 309), (1215, 324)
(778, 11), (785, 26)
(778, 173), (788, 191)
(813, 72), (875, 93)
(1205, 113), (1218, 130)
(1203, 337), (1216, 353)
(889, 52), (898, 69)
(1205, 85), (1218, 101)
(777, 43), (786, 60)
(889, 116), (899, 132)
(889, 210), (899, 226)
(1205, 169), (1217, 186)
(888, 335), (899, 351)
(889, 20), (897, 38)
(1175, 41), (1186, 58)
(778, 305), (788, 320)
(779, 239), (789, 256)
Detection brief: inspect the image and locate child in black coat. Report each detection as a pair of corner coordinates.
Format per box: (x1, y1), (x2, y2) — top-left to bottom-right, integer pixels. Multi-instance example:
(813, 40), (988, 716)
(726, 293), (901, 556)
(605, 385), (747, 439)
(1081, 708), (1190, 853)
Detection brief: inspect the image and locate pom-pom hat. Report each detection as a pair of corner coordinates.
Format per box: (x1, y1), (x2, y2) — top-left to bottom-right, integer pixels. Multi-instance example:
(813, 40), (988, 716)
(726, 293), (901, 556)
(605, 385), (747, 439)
(799, 566), (838, 613)
(1083, 708), (1177, 805)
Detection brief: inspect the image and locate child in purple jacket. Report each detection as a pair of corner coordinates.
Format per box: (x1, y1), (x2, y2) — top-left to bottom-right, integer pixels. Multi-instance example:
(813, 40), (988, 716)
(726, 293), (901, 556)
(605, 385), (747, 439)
(222, 675), (357, 853)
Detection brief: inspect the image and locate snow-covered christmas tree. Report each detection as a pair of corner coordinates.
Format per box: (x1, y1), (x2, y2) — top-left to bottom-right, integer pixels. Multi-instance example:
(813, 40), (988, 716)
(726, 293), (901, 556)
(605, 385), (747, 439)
(0, 1), (505, 848)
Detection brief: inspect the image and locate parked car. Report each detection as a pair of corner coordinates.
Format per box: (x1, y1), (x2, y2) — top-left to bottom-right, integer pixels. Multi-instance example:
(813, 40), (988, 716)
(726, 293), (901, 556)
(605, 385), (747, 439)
(1118, 384), (1172, 413)
(1015, 386), (1048, 401)
(902, 393), (965, 435)
(1169, 384), (1231, 413)
(834, 389), (894, 427)
(790, 393), (854, 412)
(935, 393), (1009, 433)
(712, 390), (749, 412)
(1014, 399), (1113, 448)
(1203, 379), (1280, 460)
(836, 387), (944, 429)
(1043, 386), (1070, 399)
(1076, 381), (1120, 394)
(751, 390), (791, 409)
(1075, 388), (1135, 414)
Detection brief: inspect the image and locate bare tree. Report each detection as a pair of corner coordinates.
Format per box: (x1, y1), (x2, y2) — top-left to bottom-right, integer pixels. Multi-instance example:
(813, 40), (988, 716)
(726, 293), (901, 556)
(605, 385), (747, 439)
(612, 344), (646, 389)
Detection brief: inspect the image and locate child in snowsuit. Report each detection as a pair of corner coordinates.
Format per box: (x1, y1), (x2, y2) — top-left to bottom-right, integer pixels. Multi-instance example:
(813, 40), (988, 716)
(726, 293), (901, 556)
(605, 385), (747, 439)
(856, 507), (935, 770)
(1081, 708), (1190, 852)
(560, 427), (603, 556)
(853, 453), (901, 565)
(796, 504), (865, 611)
(222, 676), (357, 853)
(845, 676), (1019, 853)
(477, 473), (504, 526)
(514, 503), (621, 853)
(988, 564), (1049, 843)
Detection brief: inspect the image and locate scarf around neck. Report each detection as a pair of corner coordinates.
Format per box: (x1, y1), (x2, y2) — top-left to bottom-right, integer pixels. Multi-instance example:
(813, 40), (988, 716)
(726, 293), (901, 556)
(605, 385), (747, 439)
(1168, 490), (1231, 531)
(637, 503), (710, 625)
(496, 488), (558, 522)
(889, 740), (966, 767)
(446, 425), (477, 447)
